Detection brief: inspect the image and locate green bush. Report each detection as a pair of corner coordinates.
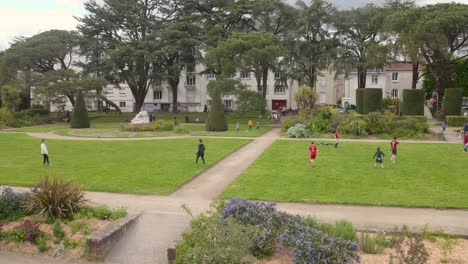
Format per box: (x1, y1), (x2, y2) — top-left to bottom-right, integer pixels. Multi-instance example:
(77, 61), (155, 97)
(24, 175), (87, 220)
(356, 89), (364, 114)
(359, 232), (390, 254)
(443, 88), (463, 116)
(365, 112), (393, 134)
(206, 87), (228, 131)
(53, 220), (65, 241)
(175, 209), (258, 264)
(235, 89), (266, 113)
(281, 116), (306, 132)
(333, 220), (357, 242)
(362, 88), (383, 114)
(0, 228), (26, 242)
(286, 123), (310, 138)
(446, 116), (468, 126)
(0, 187), (30, 221)
(78, 206), (127, 220)
(0, 108), (14, 126)
(338, 115), (368, 136)
(71, 92), (90, 128)
(70, 220), (93, 235)
(174, 126), (190, 134)
(123, 120), (173, 132)
(36, 235), (49, 252)
(402, 89), (425, 116)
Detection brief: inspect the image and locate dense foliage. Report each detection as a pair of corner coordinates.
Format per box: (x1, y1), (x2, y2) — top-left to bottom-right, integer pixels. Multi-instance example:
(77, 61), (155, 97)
(446, 116), (468, 127)
(235, 89), (266, 113)
(71, 92), (90, 128)
(206, 82), (228, 131)
(0, 187), (30, 221)
(294, 86), (318, 110)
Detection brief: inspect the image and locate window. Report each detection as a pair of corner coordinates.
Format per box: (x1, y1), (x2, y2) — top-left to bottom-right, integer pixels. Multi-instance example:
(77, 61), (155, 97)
(274, 72), (281, 79)
(119, 101), (126, 108)
(206, 72), (216, 80)
(223, 100), (233, 107)
(153, 90), (162, 100)
(229, 73), (237, 79)
(392, 72), (399, 81)
(391, 89), (399, 99)
(371, 75), (378, 85)
(240, 71), (250, 79)
(186, 74), (196, 86)
(119, 90), (126, 97)
(274, 85), (286, 94)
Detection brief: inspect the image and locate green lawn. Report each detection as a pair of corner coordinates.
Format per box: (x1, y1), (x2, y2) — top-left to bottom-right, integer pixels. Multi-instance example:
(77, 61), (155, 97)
(223, 140), (468, 208)
(0, 134), (249, 195)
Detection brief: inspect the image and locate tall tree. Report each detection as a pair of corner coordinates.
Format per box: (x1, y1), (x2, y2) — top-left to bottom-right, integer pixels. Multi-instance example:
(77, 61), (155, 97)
(252, 0), (298, 36)
(286, 0), (338, 88)
(78, 0), (177, 112)
(334, 4), (388, 89)
(386, 3), (468, 99)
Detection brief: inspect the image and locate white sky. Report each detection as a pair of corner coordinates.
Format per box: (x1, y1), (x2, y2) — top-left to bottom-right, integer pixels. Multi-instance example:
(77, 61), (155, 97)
(0, 0), (467, 51)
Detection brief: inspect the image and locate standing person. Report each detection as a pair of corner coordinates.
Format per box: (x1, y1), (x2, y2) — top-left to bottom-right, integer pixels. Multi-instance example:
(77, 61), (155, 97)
(235, 123), (240, 134)
(373, 147), (385, 169)
(390, 137), (399, 163)
(464, 123), (468, 134)
(308, 141), (318, 168)
(334, 130), (340, 148)
(256, 122), (260, 130)
(195, 139), (205, 165)
(464, 132), (468, 152)
(65, 111), (71, 123)
(41, 139), (50, 166)
(248, 119), (253, 132)
(442, 122), (447, 133)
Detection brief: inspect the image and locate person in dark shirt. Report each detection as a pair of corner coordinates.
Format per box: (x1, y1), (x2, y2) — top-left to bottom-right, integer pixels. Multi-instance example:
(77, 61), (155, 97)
(196, 139), (205, 165)
(390, 137), (399, 163)
(373, 147), (385, 169)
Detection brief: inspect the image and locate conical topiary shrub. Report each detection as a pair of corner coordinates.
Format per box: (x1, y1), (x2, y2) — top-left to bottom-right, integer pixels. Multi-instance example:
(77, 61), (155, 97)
(71, 92), (90, 128)
(206, 85), (228, 131)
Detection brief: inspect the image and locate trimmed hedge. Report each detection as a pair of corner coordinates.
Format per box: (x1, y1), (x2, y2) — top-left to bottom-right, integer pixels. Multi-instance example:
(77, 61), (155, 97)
(206, 87), (228, 131)
(446, 116), (468, 126)
(356, 89), (364, 114)
(71, 92), (90, 128)
(402, 89), (425, 116)
(444, 88), (463, 116)
(358, 88), (382, 115)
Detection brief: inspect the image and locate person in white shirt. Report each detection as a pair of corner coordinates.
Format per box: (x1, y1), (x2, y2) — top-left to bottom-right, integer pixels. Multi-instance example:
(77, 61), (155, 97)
(41, 139), (50, 165)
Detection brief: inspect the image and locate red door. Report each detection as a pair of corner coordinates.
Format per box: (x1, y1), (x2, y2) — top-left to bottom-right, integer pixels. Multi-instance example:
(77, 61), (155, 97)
(272, 100), (287, 110)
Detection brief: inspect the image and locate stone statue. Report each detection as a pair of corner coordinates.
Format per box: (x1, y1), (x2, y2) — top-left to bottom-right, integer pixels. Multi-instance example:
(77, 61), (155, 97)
(131, 111), (150, 124)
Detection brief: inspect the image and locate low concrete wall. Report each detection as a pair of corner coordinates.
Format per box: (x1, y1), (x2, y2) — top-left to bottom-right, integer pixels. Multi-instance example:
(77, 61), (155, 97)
(87, 213), (141, 262)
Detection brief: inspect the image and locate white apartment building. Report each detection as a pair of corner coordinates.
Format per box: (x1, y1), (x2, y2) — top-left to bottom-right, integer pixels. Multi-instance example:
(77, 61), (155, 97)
(343, 63), (424, 107)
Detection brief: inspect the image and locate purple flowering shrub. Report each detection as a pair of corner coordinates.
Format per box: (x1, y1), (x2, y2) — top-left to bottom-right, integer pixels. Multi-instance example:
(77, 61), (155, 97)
(0, 187), (30, 221)
(222, 198), (360, 263)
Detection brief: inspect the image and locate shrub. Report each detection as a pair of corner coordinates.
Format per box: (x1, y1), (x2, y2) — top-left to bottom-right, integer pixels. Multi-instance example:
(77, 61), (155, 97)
(0, 228), (26, 242)
(110, 207), (127, 220)
(36, 235), (48, 252)
(443, 88), (463, 116)
(24, 175), (87, 220)
(286, 123), (310, 138)
(0, 108), (14, 126)
(222, 199), (360, 263)
(53, 220), (65, 241)
(21, 219), (42, 244)
(235, 89), (267, 113)
(402, 89), (425, 116)
(281, 116), (305, 132)
(294, 86), (318, 110)
(338, 115), (368, 136)
(362, 88), (383, 114)
(70, 220), (93, 235)
(0, 187), (30, 221)
(332, 220), (357, 242)
(64, 238), (79, 249)
(175, 206), (259, 264)
(206, 85), (228, 131)
(358, 232), (389, 254)
(390, 226), (429, 264)
(446, 116), (468, 126)
(78, 206), (127, 220)
(71, 92), (90, 128)
(365, 112), (393, 134)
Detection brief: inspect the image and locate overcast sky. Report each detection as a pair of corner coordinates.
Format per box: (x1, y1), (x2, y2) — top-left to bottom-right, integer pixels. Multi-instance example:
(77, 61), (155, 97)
(0, 0), (467, 51)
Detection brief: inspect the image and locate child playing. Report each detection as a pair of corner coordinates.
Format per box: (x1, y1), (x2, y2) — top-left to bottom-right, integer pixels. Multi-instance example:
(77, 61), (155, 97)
(308, 141), (318, 168)
(373, 147), (385, 169)
(334, 130), (340, 148)
(235, 123), (240, 134)
(390, 137), (399, 163)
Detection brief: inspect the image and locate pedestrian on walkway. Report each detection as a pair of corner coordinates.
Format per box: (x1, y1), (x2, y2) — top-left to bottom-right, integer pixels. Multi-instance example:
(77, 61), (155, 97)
(41, 139), (50, 165)
(373, 147), (385, 169)
(334, 130), (340, 148)
(248, 119), (253, 132)
(390, 137), (399, 163)
(256, 122), (260, 130)
(464, 132), (468, 152)
(442, 122), (447, 133)
(196, 139), (205, 165)
(308, 141), (318, 168)
(235, 123), (240, 134)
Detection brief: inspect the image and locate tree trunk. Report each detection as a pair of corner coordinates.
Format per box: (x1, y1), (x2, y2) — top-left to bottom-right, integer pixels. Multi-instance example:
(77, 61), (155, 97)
(96, 94), (121, 113)
(357, 68), (367, 89)
(256, 75), (262, 92)
(170, 79), (180, 113)
(133, 92), (146, 113)
(262, 67), (268, 100)
(67, 95), (76, 107)
(411, 63), (419, 89)
(308, 67), (316, 88)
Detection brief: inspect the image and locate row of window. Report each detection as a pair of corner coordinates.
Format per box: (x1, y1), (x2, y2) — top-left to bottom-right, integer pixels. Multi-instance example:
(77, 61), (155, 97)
(370, 72), (399, 85)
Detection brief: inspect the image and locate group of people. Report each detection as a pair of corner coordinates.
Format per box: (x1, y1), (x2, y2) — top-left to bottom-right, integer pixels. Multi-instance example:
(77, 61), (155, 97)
(235, 120), (260, 133)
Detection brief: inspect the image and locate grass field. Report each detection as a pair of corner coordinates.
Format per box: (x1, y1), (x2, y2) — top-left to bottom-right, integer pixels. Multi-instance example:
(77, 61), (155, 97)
(223, 140), (468, 208)
(0, 134), (249, 195)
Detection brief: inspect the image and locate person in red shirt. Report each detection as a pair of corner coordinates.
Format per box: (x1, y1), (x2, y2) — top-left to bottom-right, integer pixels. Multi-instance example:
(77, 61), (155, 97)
(464, 132), (468, 152)
(390, 137), (400, 163)
(334, 130), (340, 148)
(308, 141), (318, 168)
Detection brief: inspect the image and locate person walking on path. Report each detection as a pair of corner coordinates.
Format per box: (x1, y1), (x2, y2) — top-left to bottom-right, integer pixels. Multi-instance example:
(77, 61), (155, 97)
(41, 139), (50, 166)
(248, 119), (253, 132)
(373, 147), (385, 169)
(196, 139), (206, 165)
(334, 130), (340, 148)
(390, 137), (399, 163)
(464, 132), (468, 152)
(256, 122), (260, 130)
(235, 123), (240, 134)
(308, 141), (318, 168)
(442, 122), (447, 133)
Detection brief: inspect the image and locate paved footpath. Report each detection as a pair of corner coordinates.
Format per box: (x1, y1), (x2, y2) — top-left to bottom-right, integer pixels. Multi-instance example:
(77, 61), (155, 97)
(3, 127), (468, 264)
